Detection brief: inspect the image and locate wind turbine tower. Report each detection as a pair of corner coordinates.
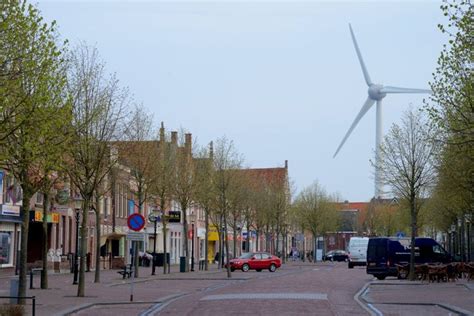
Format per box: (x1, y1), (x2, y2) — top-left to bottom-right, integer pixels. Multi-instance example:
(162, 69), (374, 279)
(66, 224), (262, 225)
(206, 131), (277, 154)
(333, 24), (431, 198)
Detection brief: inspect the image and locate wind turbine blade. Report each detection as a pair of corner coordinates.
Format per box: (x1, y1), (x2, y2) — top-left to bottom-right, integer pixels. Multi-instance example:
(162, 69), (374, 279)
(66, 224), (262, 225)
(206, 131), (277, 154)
(380, 86), (432, 94)
(333, 97), (376, 158)
(349, 24), (372, 86)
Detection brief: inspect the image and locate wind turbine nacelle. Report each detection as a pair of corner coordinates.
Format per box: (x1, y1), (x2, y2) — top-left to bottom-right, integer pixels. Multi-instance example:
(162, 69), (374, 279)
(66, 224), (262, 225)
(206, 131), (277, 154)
(368, 84), (386, 101)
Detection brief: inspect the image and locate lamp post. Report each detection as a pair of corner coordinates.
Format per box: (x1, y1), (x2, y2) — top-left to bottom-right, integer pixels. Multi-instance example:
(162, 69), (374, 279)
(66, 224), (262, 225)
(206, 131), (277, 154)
(191, 219), (195, 272)
(148, 211), (159, 275)
(73, 196), (82, 285)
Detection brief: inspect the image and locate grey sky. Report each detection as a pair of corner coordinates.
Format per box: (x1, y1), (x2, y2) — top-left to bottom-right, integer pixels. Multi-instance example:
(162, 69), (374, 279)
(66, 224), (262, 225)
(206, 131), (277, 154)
(37, 0), (445, 202)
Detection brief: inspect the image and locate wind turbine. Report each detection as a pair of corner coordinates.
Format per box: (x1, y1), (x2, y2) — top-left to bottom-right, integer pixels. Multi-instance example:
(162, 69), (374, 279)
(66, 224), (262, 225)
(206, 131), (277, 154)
(333, 24), (431, 198)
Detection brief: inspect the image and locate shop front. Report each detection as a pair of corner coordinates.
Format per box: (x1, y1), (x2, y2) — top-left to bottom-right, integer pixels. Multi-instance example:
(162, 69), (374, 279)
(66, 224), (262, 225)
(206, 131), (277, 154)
(0, 205), (21, 271)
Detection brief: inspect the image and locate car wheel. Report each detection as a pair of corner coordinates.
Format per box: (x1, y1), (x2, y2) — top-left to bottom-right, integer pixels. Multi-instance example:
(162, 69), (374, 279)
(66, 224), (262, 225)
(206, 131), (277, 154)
(230, 267), (235, 272)
(348, 262), (354, 269)
(376, 275), (386, 280)
(242, 264), (250, 272)
(256, 269), (262, 272)
(269, 263), (277, 272)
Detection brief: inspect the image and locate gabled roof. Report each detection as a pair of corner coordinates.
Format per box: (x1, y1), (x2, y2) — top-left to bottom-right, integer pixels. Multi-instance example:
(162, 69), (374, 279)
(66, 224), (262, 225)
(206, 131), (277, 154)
(238, 167), (287, 188)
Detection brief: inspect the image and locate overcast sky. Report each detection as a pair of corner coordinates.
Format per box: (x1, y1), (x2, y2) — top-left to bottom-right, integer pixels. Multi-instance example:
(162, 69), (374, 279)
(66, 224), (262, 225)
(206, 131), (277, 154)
(37, 0), (446, 202)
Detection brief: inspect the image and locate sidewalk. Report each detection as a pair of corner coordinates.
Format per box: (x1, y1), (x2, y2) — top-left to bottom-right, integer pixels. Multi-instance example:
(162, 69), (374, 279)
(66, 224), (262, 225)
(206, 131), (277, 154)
(1, 262), (473, 315)
(0, 263), (236, 316)
(358, 278), (474, 315)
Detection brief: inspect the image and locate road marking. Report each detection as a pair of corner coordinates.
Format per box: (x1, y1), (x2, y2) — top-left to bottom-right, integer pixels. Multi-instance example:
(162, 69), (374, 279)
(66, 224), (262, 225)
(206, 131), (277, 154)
(200, 293), (328, 301)
(367, 303), (384, 316)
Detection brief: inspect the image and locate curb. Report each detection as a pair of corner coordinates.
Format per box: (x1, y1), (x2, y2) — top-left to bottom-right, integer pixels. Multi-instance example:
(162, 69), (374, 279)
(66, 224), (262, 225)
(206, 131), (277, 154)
(354, 281), (378, 316)
(357, 280), (474, 316)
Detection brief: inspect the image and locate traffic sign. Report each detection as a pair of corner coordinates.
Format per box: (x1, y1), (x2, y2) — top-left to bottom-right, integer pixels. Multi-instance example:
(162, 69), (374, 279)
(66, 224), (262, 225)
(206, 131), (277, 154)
(127, 232), (145, 241)
(127, 213), (146, 231)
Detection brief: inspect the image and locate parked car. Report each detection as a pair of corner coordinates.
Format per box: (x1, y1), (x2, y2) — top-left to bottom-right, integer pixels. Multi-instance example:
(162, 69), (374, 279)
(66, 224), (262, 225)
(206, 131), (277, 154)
(323, 250), (348, 262)
(226, 252), (281, 272)
(366, 237), (452, 280)
(347, 237), (369, 268)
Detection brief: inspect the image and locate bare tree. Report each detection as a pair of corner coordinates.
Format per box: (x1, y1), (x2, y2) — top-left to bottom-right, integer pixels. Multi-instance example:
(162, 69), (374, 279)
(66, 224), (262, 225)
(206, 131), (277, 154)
(194, 142), (215, 270)
(211, 137), (243, 277)
(67, 44), (128, 296)
(151, 123), (175, 274)
(173, 131), (196, 272)
(375, 108), (440, 280)
(116, 104), (157, 277)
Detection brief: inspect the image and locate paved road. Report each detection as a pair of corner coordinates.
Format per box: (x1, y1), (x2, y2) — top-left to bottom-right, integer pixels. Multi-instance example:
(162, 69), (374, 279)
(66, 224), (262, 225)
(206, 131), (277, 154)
(1, 261), (473, 315)
(153, 263), (369, 316)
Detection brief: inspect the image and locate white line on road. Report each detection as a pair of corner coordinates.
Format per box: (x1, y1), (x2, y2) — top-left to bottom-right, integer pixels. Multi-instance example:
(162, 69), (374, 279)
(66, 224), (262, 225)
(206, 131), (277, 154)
(200, 293), (328, 301)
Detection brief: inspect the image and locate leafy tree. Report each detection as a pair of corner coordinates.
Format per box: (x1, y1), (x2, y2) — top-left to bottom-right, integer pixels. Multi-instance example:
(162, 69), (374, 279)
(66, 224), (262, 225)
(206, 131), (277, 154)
(294, 181), (339, 263)
(376, 109), (440, 280)
(0, 0), (69, 302)
(420, 0), (473, 260)
(67, 44), (128, 297)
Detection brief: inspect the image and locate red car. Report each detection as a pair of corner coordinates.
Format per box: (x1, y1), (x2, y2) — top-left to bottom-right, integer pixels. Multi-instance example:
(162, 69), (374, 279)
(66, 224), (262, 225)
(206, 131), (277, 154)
(226, 252), (281, 272)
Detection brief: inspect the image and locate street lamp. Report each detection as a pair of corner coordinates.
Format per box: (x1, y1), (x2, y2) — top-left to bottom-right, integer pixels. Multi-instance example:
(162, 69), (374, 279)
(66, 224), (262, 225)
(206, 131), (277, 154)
(148, 210), (160, 275)
(73, 196), (83, 285)
(190, 213), (195, 272)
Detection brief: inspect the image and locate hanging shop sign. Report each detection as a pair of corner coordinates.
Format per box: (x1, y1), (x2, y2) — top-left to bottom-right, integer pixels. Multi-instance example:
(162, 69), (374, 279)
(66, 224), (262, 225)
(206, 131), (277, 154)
(168, 211), (181, 223)
(30, 211), (60, 223)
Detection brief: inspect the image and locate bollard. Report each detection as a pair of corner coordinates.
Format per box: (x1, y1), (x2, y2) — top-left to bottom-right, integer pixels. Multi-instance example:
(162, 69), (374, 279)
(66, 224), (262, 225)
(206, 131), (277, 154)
(32, 296), (36, 316)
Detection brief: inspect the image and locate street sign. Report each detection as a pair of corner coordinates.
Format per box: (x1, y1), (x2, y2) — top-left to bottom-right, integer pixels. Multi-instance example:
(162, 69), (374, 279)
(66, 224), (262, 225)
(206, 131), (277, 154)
(396, 231), (405, 238)
(126, 232), (145, 241)
(127, 213), (146, 231)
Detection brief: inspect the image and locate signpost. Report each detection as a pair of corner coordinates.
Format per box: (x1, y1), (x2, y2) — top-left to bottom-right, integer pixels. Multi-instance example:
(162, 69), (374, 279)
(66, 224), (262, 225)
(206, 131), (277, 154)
(127, 213), (146, 302)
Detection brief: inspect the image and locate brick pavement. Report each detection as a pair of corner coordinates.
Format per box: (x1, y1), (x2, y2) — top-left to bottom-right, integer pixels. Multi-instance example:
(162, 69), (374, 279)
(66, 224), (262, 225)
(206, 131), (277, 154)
(0, 262), (473, 315)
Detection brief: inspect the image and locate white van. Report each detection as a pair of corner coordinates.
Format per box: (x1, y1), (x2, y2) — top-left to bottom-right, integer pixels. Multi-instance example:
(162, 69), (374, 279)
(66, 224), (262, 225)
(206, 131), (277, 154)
(347, 237), (369, 268)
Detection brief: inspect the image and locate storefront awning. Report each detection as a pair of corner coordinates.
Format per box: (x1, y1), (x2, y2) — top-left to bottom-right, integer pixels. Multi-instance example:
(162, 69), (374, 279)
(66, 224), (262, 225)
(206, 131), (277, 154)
(100, 232), (126, 247)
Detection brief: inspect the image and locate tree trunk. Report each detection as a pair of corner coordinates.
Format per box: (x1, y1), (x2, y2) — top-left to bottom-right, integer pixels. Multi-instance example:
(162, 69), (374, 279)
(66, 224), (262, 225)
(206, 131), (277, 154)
(94, 199), (101, 283)
(223, 214), (231, 278)
(255, 230), (259, 252)
(18, 189), (33, 305)
(182, 207), (189, 272)
(204, 210), (209, 270)
(41, 193), (49, 289)
(163, 220), (167, 274)
(77, 197), (89, 297)
(218, 216), (223, 269)
(232, 226), (237, 259)
(409, 196), (417, 281)
(245, 222), (250, 252)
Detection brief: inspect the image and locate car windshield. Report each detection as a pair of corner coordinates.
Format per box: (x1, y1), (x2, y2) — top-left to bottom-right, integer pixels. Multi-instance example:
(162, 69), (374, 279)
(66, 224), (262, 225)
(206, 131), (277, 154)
(239, 253), (254, 259)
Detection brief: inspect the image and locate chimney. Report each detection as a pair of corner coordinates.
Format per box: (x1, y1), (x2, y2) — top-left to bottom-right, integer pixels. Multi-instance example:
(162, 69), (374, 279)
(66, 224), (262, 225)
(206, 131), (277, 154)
(185, 133), (192, 155)
(284, 160), (288, 169)
(159, 122), (165, 142)
(171, 131), (178, 144)
(209, 141), (214, 160)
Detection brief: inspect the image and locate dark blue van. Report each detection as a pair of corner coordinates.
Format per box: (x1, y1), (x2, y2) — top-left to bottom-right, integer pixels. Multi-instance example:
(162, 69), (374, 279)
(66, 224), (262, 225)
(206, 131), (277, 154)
(366, 237), (452, 280)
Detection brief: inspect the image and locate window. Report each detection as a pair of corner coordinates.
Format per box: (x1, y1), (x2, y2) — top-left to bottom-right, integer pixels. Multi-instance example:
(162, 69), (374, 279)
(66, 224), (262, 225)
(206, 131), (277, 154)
(261, 253), (271, 259)
(104, 197), (108, 219)
(36, 192), (44, 205)
(3, 175), (22, 204)
(433, 245), (445, 254)
(0, 232), (12, 265)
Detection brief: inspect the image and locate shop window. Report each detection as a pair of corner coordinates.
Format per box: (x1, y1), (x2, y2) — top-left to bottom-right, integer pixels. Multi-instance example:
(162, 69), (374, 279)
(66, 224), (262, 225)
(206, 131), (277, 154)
(0, 232), (12, 265)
